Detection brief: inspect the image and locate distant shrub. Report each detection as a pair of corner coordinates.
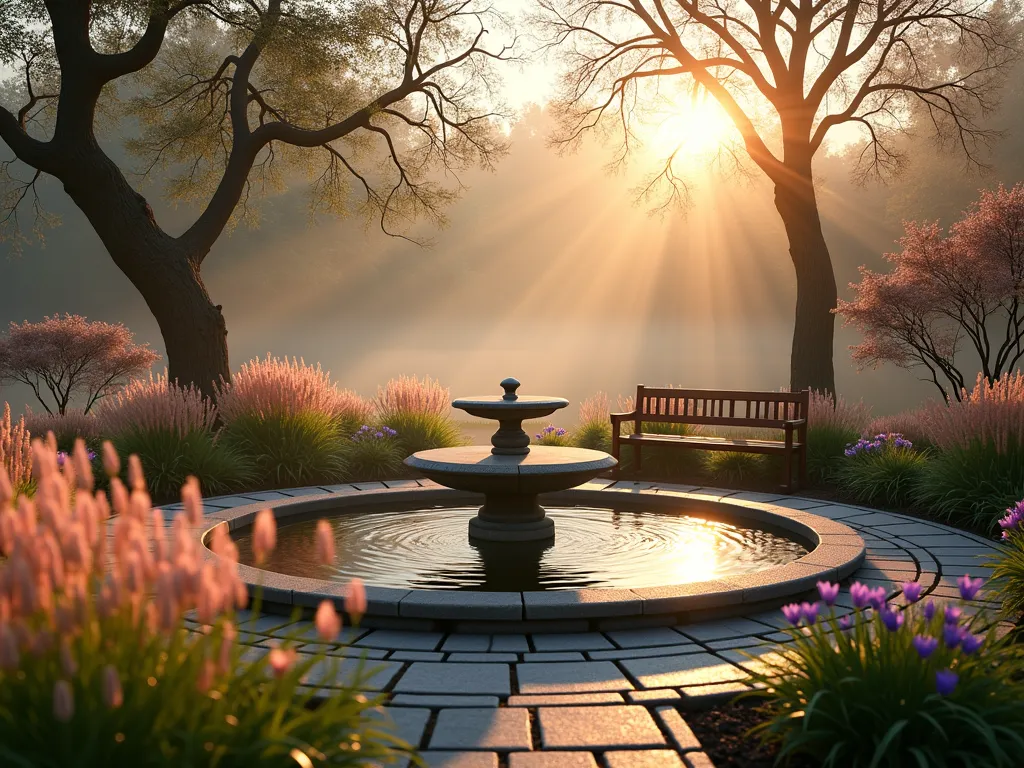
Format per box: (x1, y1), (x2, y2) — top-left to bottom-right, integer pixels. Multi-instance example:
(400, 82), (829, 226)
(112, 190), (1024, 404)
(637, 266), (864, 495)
(0, 403), (32, 497)
(573, 392), (613, 452)
(704, 451), (769, 484)
(374, 376), (463, 456)
(806, 390), (872, 485)
(342, 425), (404, 482)
(835, 433), (928, 506)
(24, 407), (101, 451)
(916, 373), (1024, 532)
(534, 424), (571, 446)
(96, 372), (217, 438)
(217, 354), (372, 436)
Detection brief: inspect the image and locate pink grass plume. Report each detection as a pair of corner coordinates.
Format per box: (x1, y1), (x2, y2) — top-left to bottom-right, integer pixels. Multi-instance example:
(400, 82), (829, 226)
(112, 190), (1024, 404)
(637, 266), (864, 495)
(252, 509), (277, 564)
(52, 680), (74, 722)
(315, 600), (342, 642)
(315, 519), (335, 566)
(102, 665), (124, 708)
(346, 578), (367, 623)
(268, 647), (297, 679)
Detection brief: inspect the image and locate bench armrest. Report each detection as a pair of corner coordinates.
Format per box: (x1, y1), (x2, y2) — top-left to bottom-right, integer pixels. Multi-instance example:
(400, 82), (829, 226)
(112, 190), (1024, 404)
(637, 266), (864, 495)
(610, 411), (636, 435)
(783, 418), (807, 428)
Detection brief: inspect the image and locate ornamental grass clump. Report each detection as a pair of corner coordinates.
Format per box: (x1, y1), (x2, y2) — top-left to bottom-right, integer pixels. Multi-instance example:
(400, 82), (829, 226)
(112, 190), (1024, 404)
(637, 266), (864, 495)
(990, 501), (1024, 625)
(572, 392), (613, 452)
(97, 373), (251, 502)
(534, 425), (571, 446)
(744, 578), (1024, 767)
(24, 407), (101, 452)
(806, 390), (872, 485)
(917, 373), (1024, 532)
(834, 433), (928, 506)
(0, 439), (411, 767)
(341, 425), (404, 482)
(0, 403), (32, 498)
(373, 375), (463, 457)
(703, 451), (769, 484)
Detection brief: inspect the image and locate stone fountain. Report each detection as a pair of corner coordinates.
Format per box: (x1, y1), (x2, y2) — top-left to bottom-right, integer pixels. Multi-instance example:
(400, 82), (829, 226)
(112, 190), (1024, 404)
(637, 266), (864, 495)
(404, 378), (618, 541)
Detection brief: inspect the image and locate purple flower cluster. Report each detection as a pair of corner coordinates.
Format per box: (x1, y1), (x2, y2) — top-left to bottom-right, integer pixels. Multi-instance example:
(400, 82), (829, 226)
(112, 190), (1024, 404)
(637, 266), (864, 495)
(844, 432), (913, 457)
(998, 499), (1024, 540)
(536, 425), (567, 439)
(55, 449), (97, 466)
(352, 424), (398, 442)
(780, 573), (989, 697)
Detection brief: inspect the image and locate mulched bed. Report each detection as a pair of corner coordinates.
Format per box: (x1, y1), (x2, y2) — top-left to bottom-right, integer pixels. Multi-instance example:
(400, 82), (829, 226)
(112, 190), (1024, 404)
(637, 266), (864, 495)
(687, 699), (819, 768)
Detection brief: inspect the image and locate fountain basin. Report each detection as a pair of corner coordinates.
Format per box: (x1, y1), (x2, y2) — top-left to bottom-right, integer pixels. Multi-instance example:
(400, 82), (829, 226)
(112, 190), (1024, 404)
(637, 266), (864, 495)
(197, 483), (866, 631)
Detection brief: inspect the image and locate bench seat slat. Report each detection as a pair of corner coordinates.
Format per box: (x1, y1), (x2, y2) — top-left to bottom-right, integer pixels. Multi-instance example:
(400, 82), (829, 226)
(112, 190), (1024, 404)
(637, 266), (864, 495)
(620, 433), (802, 454)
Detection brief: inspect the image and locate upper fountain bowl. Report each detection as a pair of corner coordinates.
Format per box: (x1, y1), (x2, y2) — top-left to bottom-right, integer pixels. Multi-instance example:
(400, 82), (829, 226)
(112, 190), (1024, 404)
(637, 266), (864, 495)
(452, 377), (568, 423)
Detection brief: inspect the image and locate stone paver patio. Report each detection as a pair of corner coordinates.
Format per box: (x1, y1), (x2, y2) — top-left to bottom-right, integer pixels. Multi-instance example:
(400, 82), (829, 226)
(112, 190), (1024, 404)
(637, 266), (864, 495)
(170, 480), (1008, 767)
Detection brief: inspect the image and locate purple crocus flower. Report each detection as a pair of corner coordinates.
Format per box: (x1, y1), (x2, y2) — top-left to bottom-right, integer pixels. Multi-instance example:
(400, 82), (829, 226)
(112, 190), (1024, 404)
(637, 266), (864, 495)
(867, 586), (888, 610)
(935, 669), (958, 696)
(838, 615), (853, 632)
(944, 606), (962, 625)
(923, 600), (937, 621)
(879, 606), (904, 632)
(901, 581), (923, 603)
(850, 582), (871, 608)
(943, 623), (962, 649)
(781, 603), (803, 626)
(957, 574), (984, 601)
(912, 634), (938, 659)
(800, 601), (820, 625)
(816, 581), (840, 606)
(960, 633), (983, 655)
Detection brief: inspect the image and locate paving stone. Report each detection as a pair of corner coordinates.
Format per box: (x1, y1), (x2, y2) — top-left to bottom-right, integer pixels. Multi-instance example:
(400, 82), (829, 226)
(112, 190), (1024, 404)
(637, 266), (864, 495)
(682, 752), (716, 768)
(449, 653), (519, 663)
(507, 693), (625, 707)
(522, 652), (585, 662)
(429, 708), (531, 751)
(531, 633), (615, 652)
(627, 689), (681, 705)
(270, 623), (368, 643)
(538, 705), (665, 749)
(234, 611), (295, 634)
(509, 753), (598, 768)
(202, 496), (258, 508)
(418, 752), (498, 768)
(717, 648), (793, 677)
(391, 695), (500, 708)
(588, 645), (700, 661)
(517, 661), (634, 694)
(900, 534), (994, 548)
(402, 590), (523, 620)
(490, 635), (530, 652)
(390, 651), (446, 662)
(524, 589), (642, 619)
(676, 619), (775, 642)
(394, 663), (511, 696)
(442, 635), (491, 652)
(300, 644), (389, 659)
(622, 653), (749, 689)
(356, 630), (444, 651)
(604, 750), (685, 767)
(655, 707), (701, 752)
(679, 681), (752, 704)
(840, 513), (912, 526)
(705, 637), (767, 650)
(298, 656), (403, 691)
(767, 498), (829, 511)
(373, 707), (430, 748)
(606, 628), (689, 648)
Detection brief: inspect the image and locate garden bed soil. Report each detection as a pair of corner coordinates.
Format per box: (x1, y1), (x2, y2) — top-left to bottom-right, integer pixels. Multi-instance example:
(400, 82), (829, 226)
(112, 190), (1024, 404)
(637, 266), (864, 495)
(686, 699), (818, 768)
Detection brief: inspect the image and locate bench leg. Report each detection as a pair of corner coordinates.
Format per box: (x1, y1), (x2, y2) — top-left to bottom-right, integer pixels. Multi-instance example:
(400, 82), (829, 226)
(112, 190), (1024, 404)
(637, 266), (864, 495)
(781, 452), (793, 494)
(611, 437), (620, 479)
(634, 444), (642, 477)
(799, 447), (808, 490)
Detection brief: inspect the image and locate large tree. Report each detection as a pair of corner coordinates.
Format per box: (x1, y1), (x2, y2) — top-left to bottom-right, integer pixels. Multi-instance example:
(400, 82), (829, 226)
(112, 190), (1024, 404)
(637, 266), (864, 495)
(0, 0), (513, 397)
(538, 0), (1018, 393)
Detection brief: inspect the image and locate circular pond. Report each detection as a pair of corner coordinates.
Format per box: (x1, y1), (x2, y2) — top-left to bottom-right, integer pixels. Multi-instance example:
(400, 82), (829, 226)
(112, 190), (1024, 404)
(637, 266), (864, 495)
(234, 502), (810, 591)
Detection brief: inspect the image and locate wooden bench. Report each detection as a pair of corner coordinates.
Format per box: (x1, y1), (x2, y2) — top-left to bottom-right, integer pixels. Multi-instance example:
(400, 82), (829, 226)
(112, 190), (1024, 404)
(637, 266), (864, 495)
(611, 387), (809, 493)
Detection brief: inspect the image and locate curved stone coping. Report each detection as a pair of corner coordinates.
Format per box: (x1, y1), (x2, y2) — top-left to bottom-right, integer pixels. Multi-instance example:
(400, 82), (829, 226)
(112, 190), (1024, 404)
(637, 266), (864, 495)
(405, 446), (617, 477)
(195, 483), (866, 627)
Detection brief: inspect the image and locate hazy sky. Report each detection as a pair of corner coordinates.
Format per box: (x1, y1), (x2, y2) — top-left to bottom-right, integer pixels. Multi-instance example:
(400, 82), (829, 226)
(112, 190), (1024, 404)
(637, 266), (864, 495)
(2, 12), (1022, 422)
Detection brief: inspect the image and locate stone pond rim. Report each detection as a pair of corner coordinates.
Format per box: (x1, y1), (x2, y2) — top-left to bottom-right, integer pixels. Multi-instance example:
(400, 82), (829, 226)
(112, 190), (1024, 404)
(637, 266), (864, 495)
(405, 377), (617, 541)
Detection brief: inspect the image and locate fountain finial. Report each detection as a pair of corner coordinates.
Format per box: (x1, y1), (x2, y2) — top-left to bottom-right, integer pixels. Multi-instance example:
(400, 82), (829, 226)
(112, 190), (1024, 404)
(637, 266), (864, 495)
(500, 377), (520, 401)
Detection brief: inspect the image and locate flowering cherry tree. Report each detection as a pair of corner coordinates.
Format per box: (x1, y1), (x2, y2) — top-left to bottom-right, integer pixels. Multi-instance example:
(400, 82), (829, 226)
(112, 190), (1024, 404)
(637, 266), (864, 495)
(0, 314), (159, 415)
(837, 184), (1024, 402)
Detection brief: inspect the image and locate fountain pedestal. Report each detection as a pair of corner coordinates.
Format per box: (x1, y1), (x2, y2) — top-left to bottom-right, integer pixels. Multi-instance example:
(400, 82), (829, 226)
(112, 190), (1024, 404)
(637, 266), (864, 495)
(404, 379), (618, 542)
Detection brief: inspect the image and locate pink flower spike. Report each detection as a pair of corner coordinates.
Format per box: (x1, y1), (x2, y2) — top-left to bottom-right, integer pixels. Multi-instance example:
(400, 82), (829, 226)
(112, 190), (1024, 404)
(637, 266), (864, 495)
(102, 665), (123, 708)
(267, 647), (296, 679)
(102, 441), (120, 479)
(53, 680), (74, 722)
(315, 520), (335, 566)
(346, 578), (368, 622)
(127, 455), (145, 492)
(315, 600), (342, 642)
(252, 510), (277, 564)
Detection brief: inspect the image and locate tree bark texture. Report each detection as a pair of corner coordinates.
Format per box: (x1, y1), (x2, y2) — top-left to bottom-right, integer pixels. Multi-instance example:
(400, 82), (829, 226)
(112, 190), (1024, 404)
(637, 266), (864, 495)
(772, 152), (838, 395)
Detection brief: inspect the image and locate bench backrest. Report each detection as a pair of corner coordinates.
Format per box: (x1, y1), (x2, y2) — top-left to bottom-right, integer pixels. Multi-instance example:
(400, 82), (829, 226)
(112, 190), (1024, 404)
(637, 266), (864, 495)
(634, 386), (810, 430)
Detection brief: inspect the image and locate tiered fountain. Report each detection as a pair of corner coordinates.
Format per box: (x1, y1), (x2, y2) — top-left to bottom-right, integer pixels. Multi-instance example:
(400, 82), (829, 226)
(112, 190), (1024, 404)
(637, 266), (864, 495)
(404, 377), (618, 541)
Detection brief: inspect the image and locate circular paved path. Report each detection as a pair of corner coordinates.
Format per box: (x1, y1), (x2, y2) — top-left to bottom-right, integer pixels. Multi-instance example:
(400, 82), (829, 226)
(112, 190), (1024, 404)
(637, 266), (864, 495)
(170, 479), (1009, 768)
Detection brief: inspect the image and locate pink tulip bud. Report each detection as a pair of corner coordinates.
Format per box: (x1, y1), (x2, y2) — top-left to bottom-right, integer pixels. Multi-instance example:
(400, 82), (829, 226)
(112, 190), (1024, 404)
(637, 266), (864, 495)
(346, 578), (367, 622)
(60, 639), (77, 677)
(127, 455), (145, 492)
(53, 680), (74, 722)
(267, 647), (296, 679)
(252, 510), (277, 564)
(101, 664), (123, 708)
(102, 442), (120, 479)
(315, 600), (342, 642)
(315, 520), (335, 566)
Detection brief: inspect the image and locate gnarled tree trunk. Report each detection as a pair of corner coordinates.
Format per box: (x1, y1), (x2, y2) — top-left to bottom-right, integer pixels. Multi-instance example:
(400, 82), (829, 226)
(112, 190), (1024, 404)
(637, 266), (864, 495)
(773, 147), (837, 395)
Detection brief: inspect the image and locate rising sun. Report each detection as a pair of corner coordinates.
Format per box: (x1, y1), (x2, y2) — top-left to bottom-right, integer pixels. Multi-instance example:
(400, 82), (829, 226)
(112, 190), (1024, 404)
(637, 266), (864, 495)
(644, 91), (734, 159)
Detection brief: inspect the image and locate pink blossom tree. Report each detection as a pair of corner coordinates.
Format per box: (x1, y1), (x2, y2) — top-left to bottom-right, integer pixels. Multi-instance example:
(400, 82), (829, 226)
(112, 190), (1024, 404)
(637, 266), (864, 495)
(0, 314), (159, 415)
(837, 184), (1024, 402)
